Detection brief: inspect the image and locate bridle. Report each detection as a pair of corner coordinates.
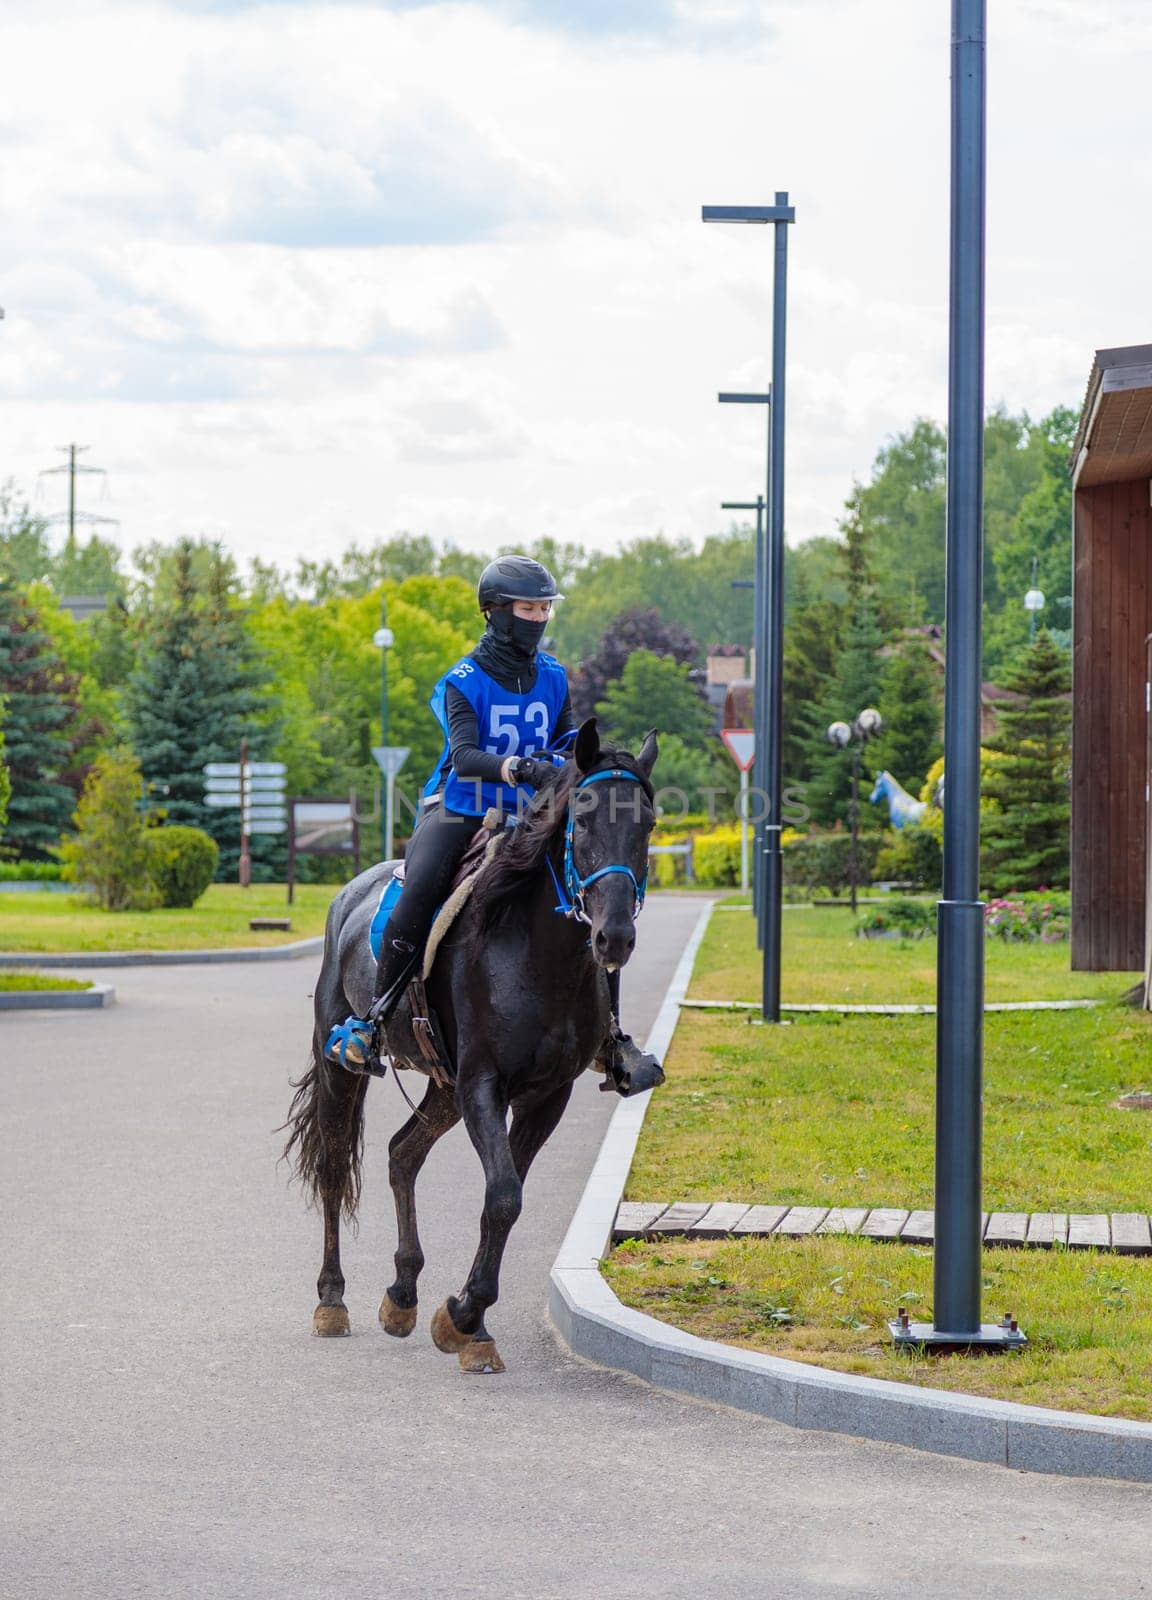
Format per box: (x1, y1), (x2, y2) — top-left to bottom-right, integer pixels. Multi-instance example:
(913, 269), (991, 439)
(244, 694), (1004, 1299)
(546, 768), (649, 926)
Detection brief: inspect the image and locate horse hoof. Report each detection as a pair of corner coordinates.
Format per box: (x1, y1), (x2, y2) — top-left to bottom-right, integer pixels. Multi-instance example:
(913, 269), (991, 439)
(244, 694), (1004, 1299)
(312, 1304), (350, 1338)
(459, 1339), (505, 1375)
(430, 1298), (472, 1354)
(379, 1292), (418, 1338)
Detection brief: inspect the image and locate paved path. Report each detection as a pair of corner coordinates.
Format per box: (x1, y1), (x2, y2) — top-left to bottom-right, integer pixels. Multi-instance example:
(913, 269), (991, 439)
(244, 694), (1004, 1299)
(2, 893), (1149, 1599)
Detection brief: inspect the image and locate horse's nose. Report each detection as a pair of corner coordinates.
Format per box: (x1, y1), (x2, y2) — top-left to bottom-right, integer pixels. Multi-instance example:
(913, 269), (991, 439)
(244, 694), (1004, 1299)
(594, 921), (636, 966)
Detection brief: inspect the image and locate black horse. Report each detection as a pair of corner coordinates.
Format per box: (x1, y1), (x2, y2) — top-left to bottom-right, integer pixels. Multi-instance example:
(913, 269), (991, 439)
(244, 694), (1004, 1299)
(284, 720), (658, 1374)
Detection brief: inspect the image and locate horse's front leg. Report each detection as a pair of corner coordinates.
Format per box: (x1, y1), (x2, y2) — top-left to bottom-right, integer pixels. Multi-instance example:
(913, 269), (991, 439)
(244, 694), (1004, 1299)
(431, 1071), (522, 1374)
(379, 1079), (459, 1337)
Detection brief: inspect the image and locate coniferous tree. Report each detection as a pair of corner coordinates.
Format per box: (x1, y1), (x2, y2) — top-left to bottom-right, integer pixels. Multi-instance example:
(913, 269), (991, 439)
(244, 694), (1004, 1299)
(0, 581), (83, 857)
(805, 594), (887, 828)
(874, 639), (942, 794)
(981, 630), (1071, 892)
(0, 702), (11, 841)
(128, 543), (273, 879)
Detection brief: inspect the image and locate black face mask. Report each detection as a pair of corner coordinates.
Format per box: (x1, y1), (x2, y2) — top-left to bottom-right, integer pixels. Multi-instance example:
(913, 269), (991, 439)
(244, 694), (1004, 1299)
(509, 615), (547, 655)
(486, 607), (547, 659)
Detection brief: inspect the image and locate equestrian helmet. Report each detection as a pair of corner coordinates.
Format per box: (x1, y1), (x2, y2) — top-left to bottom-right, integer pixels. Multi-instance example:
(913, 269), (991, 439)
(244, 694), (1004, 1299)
(477, 555), (563, 611)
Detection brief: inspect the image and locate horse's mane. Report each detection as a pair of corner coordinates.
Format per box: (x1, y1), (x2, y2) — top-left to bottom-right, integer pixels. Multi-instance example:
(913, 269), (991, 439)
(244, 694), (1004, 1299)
(472, 747), (651, 933)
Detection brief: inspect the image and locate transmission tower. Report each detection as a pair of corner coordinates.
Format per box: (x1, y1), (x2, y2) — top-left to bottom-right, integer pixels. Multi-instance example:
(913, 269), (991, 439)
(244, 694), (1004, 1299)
(38, 444), (119, 557)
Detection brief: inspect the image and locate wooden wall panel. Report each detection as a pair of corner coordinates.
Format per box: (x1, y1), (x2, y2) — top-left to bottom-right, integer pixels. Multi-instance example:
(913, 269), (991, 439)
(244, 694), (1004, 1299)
(1071, 478), (1152, 970)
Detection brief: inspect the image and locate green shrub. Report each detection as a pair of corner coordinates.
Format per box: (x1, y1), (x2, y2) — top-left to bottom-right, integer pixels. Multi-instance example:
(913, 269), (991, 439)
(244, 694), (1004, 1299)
(782, 829), (888, 895)
(59, 748), (158, 912)
(856, 898), (936, 939)
(0, 860), (64, 881)
(693, 824), (743, 887)
(145, 826), (220, 908)
(873, 824), (943, 890)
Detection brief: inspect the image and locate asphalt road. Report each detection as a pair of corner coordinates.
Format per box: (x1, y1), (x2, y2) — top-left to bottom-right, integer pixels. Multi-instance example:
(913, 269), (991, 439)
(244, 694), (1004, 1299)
(2, 891), (1149, 1600)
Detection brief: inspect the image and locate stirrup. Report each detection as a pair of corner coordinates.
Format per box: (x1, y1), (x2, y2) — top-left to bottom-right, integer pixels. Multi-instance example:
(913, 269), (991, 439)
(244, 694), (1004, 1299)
(325, 1016), (386, 1078)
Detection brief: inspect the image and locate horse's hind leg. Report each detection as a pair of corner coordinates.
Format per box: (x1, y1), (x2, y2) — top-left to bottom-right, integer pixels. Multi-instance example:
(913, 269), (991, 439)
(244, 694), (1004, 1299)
(379, 1079), (459, 1337)
(432, 1079), (572, 1374)
(282, 1042), (368, 1338)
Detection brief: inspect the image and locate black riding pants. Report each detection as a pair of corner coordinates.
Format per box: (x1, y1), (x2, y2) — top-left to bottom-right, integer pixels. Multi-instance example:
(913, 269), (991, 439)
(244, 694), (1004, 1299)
(379, 802), (479, 957)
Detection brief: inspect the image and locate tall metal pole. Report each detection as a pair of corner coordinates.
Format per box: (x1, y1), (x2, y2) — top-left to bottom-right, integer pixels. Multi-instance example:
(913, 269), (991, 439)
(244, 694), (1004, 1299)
(722, 491), (767, 934)
(761, 193), (790, 1024)
(703, 198), (794, 1015)
(934, 0), (990, 1340)
(752, 491), (767, 945)
(380, 589), (389, 862)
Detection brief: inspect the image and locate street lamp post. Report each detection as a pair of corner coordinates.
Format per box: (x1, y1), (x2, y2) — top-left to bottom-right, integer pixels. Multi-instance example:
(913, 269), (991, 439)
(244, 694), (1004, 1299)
(1024, 555), (1045, 641)
(892, 0), (1025, 1353)
(826, 709), (882, 915)
(373, 599), (394, 861)
(703, 194), (795, 1023)
(725, 495), (766, 937)
(720, 391), (771, 945)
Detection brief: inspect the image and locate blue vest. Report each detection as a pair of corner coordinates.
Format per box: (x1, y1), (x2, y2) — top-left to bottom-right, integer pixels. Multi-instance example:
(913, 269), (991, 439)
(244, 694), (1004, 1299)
(424, 653), (570, 817)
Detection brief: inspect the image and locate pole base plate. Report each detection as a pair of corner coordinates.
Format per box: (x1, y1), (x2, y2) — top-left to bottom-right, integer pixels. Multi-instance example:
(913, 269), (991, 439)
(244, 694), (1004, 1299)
(888, 1320), (1027, 1352)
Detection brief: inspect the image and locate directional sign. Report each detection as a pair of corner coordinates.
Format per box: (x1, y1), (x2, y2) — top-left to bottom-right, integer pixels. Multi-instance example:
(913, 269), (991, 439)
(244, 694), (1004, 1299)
(721, 728), (756, 771)
(245, 820), (286, 835)
(203, 761), (287, 779)
(371, 746), (410, 781)
(204, 793), (240, 808)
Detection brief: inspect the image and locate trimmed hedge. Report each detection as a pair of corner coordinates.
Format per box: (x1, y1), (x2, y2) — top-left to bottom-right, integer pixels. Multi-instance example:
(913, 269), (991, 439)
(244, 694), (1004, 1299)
(781, 829), (887, 895)
(145, 826), (220, 909)
(0, 861), (64, 881)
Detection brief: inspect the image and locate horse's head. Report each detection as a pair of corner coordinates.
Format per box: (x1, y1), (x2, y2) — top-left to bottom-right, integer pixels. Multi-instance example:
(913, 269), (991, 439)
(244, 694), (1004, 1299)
(869, 771), (889, 806)
(568, 717), (658, 970)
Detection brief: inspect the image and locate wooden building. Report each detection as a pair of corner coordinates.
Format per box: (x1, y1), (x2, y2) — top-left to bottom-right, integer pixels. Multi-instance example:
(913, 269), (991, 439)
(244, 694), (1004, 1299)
(1069, 343), (1152, 975)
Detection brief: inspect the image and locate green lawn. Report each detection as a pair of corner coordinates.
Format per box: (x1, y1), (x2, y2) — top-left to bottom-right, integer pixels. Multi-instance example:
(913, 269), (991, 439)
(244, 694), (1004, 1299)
(694, 901), (1138, 1005)
(0, 971), (93, 992)
(612, 902), (1152, 1420)
(605, 1234), (1152, 1421)
(627, 1005), (1152, 1213)
(0, 883), (339, 953)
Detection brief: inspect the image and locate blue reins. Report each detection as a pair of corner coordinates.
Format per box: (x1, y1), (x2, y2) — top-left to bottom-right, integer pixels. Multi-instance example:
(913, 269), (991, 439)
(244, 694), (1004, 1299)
(546, 767), (649, 924)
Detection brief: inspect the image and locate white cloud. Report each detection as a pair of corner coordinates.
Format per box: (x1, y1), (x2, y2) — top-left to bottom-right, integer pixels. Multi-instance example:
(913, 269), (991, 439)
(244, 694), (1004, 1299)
(1, 0), (1150, 570)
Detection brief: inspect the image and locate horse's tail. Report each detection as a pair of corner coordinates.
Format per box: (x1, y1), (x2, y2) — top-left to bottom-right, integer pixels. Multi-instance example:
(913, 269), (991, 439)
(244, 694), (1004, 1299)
(281, 891), (368, 1221)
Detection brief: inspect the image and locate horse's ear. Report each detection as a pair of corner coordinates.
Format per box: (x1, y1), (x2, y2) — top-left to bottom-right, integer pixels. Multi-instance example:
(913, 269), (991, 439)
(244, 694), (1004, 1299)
(636, 728), (658, 779)
(574, 717), (601, 774)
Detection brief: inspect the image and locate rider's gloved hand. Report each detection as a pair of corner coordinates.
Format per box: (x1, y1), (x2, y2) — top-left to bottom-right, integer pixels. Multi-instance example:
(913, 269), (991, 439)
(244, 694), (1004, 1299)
(504, 755), (556, 789)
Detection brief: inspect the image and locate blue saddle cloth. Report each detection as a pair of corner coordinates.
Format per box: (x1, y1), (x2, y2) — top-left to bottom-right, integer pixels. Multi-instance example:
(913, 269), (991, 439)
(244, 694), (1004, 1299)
(369, 873), (404, 965)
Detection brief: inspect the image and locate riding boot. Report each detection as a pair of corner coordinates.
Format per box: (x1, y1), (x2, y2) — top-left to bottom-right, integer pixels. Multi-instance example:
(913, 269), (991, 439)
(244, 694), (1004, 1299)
(367, 930), (423, 1030)
(326, 928), (423, 1077)
(598, 968), (665, 1097)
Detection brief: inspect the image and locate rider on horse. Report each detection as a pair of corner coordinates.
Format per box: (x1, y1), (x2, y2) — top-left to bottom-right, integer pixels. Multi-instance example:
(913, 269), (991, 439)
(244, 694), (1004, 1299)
(326, 553), (663, 1096)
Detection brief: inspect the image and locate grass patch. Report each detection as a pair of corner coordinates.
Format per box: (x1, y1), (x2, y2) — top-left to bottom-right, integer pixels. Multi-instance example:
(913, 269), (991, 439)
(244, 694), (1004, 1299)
(629, 1005), (1152, 1211)
(604, 1233), (1152, 1421)
(0, 971), (92, 992)
(694, 901), (1139, 1005)
(0, 883), (339, 953)
(619, 899), (1152, 1417)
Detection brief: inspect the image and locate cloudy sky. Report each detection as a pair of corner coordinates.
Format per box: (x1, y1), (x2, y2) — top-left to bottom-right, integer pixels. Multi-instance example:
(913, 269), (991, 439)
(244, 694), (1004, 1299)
(1, 0), (1149, 571)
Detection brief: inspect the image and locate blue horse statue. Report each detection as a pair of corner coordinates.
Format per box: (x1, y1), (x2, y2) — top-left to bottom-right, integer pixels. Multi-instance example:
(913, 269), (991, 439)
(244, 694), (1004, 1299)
(869, 770), (927, 830)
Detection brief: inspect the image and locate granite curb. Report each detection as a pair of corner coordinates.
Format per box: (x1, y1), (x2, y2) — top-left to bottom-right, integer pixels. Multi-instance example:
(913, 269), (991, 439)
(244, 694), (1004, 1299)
(548, 900), (1152, 1483)
(0, 981), (116, 1010)
(0, 937), (323, 969)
